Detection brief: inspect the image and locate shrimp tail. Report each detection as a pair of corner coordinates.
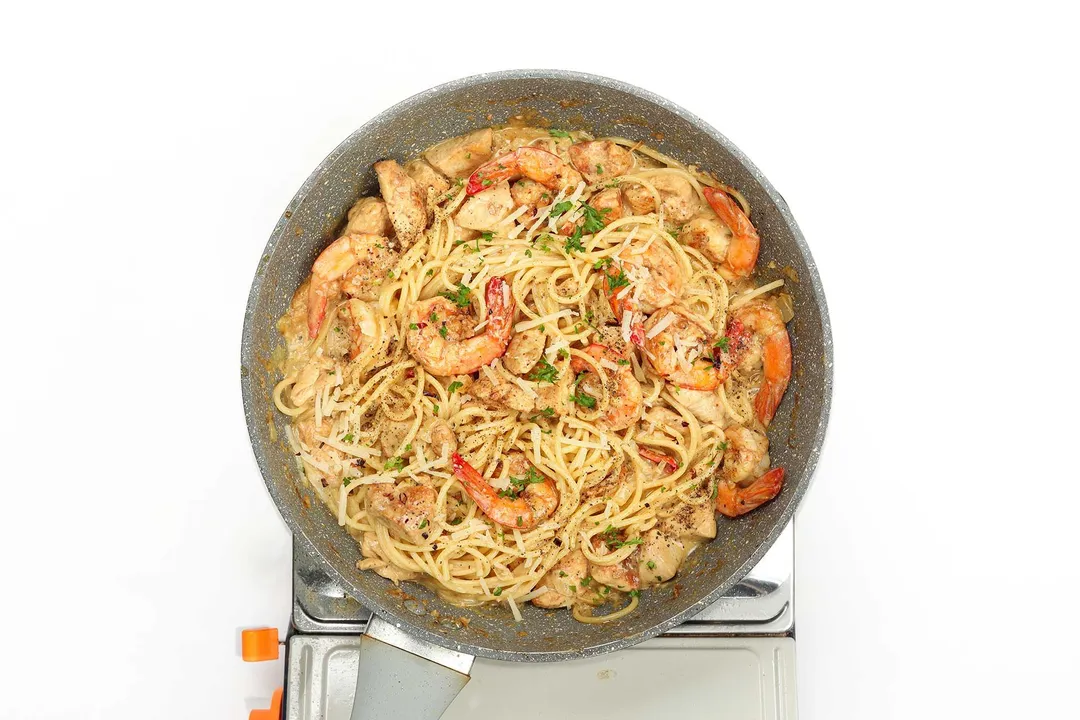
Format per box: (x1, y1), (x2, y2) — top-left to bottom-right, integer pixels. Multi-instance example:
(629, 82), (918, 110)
(717, 467), (784, 517)
(638, 447), (679, 472)
(307, 293), (329, 339)
(451, 452), (495, 503)
(703, 186), (760, 278)
(484, 276), (514, 345)
(753, 331), (792, 425)
(466, 151), (520, 195)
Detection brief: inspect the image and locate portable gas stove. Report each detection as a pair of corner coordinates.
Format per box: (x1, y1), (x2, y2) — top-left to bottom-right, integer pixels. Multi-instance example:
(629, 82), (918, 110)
(245, 522), (796, 719)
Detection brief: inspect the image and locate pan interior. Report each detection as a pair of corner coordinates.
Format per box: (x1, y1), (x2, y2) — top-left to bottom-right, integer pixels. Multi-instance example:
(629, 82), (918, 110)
(241, 70), (832, 662)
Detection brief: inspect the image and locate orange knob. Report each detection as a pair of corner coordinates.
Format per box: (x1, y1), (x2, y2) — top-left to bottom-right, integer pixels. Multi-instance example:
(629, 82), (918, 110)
(249, 687), (283, 720)
(241, 627), (280, 662)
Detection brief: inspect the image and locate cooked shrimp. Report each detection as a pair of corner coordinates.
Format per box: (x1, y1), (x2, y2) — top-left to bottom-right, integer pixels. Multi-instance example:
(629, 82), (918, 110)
(568, 140), (633, 184)
(466, 147), (583, 196)
(638, 446), (679, 472)
(604, 239), (683, 346)
(366, 482), (437, 544)
(307, 233), (398, 338)
(338, 299), (382, 362)
(405, 277), (514, 376)
(703, 186), (760, 280)
(721, 425), (771, 485)
(642, 305), (722, 391)
(570, 344), (643, 431)
(652, 174), (699, 224)
(729, 299), (792, 425)
(375, 159), (427, 247)
(716, 467), (784, 518)
(451, 452), (559, 530)
(509, 179), (551, 222)
(586, 188), (624, 227)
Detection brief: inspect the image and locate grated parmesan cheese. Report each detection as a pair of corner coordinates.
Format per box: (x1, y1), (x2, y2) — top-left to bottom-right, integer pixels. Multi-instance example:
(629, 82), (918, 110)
(645, 312), (676, 339)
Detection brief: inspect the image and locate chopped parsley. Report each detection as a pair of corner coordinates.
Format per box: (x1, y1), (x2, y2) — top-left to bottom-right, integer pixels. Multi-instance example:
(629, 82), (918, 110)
(528, 407), (555, 422)
(481, 231), (494, 242)
(711, 482), (720, 500)
(439, 282), (472, 308)
(482, 179), (493, 187)
(714, 336), (731, 352)
(516, 516), (523, 527)
(429, 310), (439, 323)
(579, 205), (609, 234)
(498, 467), (547, 500)
(593, 257), (613, 270)
(557, 348), (569, 360)
(558, 570), (568, 577)
(426, 268), (434, 277)
(581, 576), (592, 587)
(601, 524), (642, 549)
(384, 457), (406, 471)
(538, 324), (545, 333)
(563, 228), (586, 253)
(596, 164), (604, 174)
(533, 234), (553, 253)
(719, 441), (729, 451)
(569, 585), (577, 593)
(386, 269), (395, 279)
(569, 372), (596, 409)
(629, 589), (640, 598)
(403, 444), (412, 452)
(493, 586), (503, 596)
(524, 249), (533, 258)
(438, 324), (449, 339)
(408, 323), (419, 330)
(342, 476), (355, 487)
(527, 357), (560, 384)
(449, 517), (463, 525)
(606, 268), (630, 292)
(549, 129), (571, 138)
(447, 381), (463, 395)
(646, 560), (657, 570)
(341, 433), (354, 443)
(549, 201), (573, 219)
(418, 519), (428, 529)
(601, 585), (609, 595)
(616, 359), (630, 366)
(432, 403), (439, 414)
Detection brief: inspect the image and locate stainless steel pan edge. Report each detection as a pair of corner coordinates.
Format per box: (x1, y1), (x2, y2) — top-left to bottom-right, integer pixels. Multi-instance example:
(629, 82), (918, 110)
(241, 69), (833, 662)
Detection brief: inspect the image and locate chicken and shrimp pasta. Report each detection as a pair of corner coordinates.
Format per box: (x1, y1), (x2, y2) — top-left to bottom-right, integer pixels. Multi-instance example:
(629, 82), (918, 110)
(273, 126), (794, 623)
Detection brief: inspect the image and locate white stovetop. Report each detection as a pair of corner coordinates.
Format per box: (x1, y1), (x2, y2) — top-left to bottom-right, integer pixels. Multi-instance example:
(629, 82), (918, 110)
(3, 4), (1078, 719)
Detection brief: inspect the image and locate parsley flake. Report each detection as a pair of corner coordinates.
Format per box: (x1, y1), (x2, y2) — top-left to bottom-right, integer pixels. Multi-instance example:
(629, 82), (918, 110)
(447, 381), (463, 395)
(439, 282), (472, 308)
(527, 357), (560, 384)
(342, 476), (355, 487)
(438, 324), (449, 339)
(549, 201), (573, 219)
(341, 433), (354, 443)
(493, 586), (503, 596)
(384, 457), (406, 472)
(549, 129), (571, 138)
(714, 336), (731, 352)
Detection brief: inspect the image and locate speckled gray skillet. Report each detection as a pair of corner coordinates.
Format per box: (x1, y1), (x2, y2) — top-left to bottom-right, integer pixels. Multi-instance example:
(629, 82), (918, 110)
(241, 69), (833, 662)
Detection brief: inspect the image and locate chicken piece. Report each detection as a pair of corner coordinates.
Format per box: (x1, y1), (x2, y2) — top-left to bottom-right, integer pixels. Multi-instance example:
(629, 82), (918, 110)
(366, 482), (437, 545)
(622, 182), (656, 216)
(361, 532), (421, 582)
(424, 128), (494, 179)
(675, 387), (726, 425)
(533, 355), (573, 415)
(404, 158), (451, 198)
(638, 528), (688, 586)
(532, 549), (589, 608)
(455, 180), (514, 231)
(344, 197), (393, 236)
(378, 417), (415, 459)
(639, 479), (717, 587)
(419, 417), (457, 459)
(503, 329), (546, 375)
(587, 187), (624, 227)
(470, 368), (535, 412)
(652, 174), (700, 224)
(678, 214), (730, 266)
(375, 159), (427, 247)
(509, 178), (550, 221)
(589, 537), (641, 592)
(569, 140), (634, 184)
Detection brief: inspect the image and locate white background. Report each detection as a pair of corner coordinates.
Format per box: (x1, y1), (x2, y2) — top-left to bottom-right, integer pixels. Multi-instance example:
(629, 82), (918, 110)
(2, 1), (1078, 718)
